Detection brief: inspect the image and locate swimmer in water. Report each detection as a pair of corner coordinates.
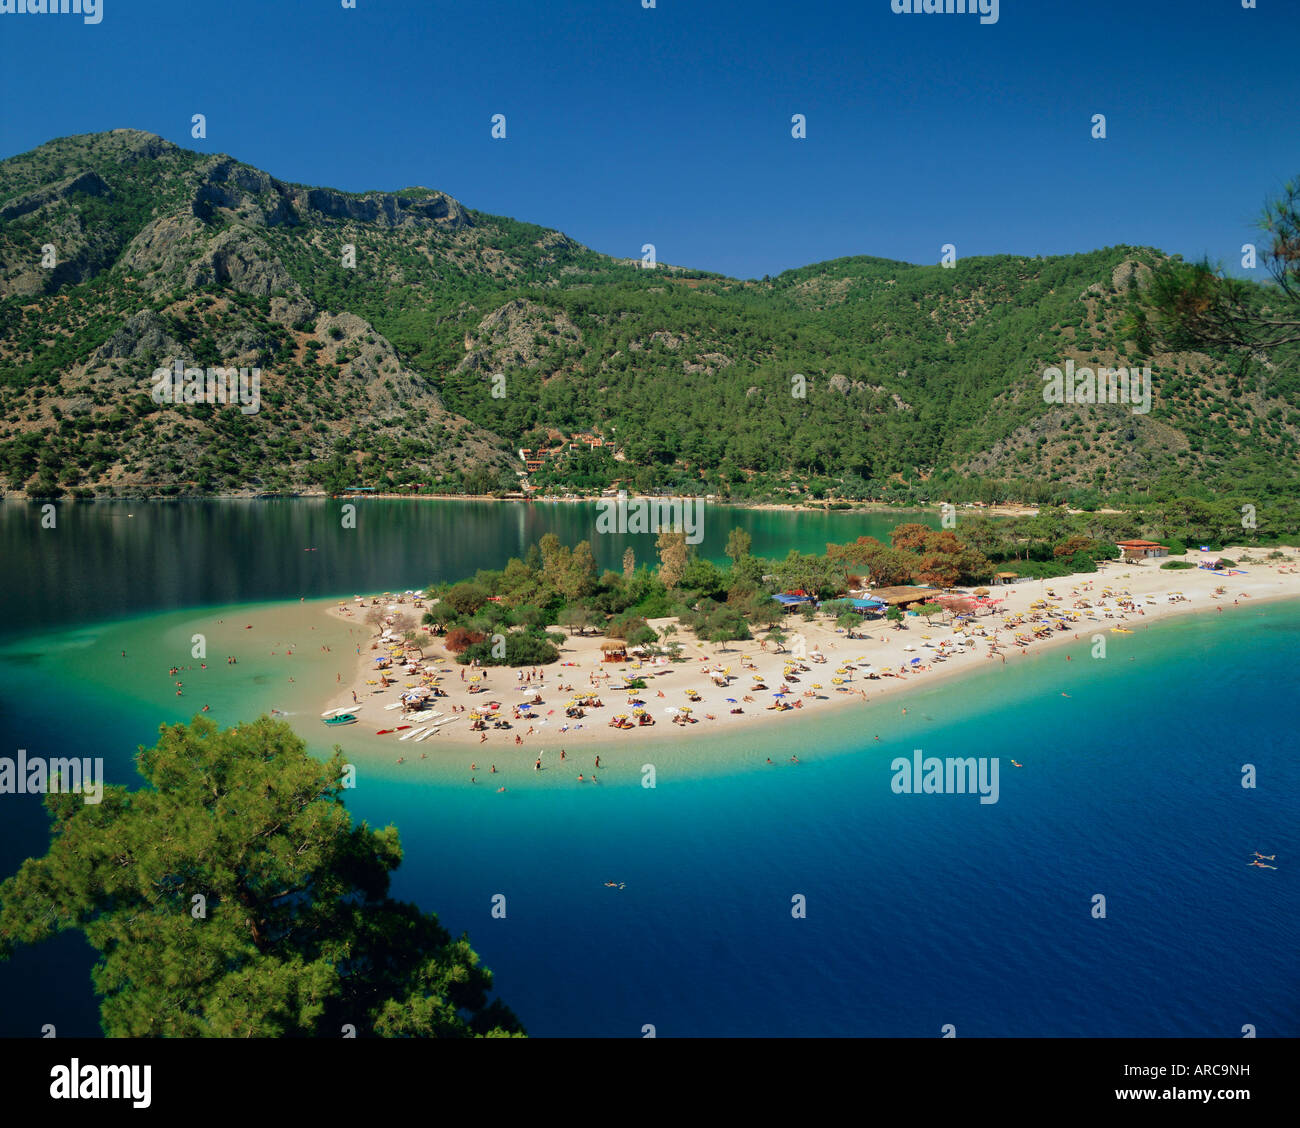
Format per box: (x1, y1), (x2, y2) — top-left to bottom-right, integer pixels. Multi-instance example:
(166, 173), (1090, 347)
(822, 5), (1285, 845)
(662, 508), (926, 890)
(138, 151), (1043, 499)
(1248, 860), (1277, 869)
(1010, 760), (1023, 768)
(1061, 693), (1071, 698)
(1254, 853), (1276, 860)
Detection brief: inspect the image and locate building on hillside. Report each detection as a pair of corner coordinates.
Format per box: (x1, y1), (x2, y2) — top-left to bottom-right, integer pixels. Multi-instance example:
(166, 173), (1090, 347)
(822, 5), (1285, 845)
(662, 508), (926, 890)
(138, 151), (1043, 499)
(1116, 540), (1169, 561)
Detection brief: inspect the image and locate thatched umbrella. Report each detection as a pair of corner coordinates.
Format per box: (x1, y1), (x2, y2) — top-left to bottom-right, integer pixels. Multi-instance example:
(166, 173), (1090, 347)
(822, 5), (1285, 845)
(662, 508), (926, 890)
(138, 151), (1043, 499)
(974, 587), (991, 597)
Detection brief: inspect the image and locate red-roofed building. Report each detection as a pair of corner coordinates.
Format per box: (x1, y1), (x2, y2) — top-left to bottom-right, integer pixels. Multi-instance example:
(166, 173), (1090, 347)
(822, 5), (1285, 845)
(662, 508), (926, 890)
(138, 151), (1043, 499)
(1116, 540), (1169, 561)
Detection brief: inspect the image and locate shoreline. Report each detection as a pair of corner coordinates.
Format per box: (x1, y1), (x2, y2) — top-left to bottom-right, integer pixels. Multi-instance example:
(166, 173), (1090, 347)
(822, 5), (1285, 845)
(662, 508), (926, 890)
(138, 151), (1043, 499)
(0, 493), (1071, 519)
(317, 547), (1300, 761)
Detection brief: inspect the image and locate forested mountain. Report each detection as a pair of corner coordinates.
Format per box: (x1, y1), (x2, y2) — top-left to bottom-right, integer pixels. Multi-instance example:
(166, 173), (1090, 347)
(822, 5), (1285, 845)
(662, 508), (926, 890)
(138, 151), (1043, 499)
(2, 130), (1297, 502)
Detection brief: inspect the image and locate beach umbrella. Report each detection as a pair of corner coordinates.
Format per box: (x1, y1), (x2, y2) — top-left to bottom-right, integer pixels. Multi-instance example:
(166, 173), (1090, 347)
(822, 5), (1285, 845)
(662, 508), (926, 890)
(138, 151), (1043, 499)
(725, 698), (737, 703)
(811, 683), (823, 689)
(903, 645), (916, 652)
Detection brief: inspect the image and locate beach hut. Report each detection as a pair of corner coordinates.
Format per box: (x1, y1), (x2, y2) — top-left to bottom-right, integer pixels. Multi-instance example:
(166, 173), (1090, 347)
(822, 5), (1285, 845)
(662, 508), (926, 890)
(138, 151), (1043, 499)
(868, 586), (937, 607)
(1117, 540), (1169, 562)
(600, 640), (628, 663)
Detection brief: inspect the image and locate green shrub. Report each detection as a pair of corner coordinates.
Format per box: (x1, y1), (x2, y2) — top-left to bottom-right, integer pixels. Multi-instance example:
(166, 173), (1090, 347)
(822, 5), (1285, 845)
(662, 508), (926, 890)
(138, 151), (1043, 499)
(457, 630), (559, 666)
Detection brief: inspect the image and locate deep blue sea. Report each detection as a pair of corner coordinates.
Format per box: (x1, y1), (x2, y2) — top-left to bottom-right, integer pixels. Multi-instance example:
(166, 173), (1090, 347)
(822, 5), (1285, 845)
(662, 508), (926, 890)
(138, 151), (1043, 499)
(0, 501), (1296, 1036)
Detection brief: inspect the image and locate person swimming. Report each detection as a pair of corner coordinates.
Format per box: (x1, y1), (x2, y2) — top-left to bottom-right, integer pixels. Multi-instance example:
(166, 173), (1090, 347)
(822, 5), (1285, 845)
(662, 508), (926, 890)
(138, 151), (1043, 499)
(1010, 760), (1023, 768)
(1248, 860), (1277, 869)
(1253, 853), (1276, 860)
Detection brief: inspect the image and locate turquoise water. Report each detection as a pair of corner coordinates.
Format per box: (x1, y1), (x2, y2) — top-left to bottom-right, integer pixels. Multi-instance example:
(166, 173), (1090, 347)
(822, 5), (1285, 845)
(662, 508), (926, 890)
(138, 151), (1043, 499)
(0, 501), (1296, 1036)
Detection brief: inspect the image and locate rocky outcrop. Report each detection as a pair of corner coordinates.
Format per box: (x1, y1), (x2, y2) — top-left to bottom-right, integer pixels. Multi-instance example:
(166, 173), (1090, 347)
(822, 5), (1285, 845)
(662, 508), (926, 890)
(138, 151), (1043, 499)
(455, 298), (582, 374)
(0, 169), (111, 221)
(289, 185), (471, 230)
(192, 157), (298, 227)
(89, 310), (185, 365)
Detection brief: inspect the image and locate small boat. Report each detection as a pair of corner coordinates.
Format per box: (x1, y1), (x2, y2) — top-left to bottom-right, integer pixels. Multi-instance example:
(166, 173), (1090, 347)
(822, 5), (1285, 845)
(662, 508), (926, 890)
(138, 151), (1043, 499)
(399, 728), (428, 742)
(320, 707), (356, 717)
(1110, 628), (1133, 634)
(323, 713), (358, 726)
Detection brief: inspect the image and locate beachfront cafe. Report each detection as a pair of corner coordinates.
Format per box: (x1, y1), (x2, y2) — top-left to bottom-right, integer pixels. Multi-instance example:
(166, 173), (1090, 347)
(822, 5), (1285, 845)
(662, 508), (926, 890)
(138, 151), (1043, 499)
(600, 639), (628, 663)
(1117, 539), (1170, 562)
(847, 597), (886, 616)
(867, 586), (937, 609)
(772, 591), (815, 612)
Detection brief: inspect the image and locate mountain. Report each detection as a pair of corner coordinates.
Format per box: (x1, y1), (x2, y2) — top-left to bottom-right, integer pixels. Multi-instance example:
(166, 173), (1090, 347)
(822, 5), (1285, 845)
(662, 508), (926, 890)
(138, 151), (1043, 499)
(1, 130), (1297, 502)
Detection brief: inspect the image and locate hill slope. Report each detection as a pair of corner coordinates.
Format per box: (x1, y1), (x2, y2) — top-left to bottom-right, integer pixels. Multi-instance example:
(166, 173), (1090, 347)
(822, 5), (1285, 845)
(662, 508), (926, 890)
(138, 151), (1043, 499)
(1, 130), (1297, 502)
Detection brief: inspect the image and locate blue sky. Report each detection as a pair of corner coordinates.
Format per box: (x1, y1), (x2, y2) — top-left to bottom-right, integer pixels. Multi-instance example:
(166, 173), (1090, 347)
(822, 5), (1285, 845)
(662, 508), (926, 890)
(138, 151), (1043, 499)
(1, 0), (1296, 279)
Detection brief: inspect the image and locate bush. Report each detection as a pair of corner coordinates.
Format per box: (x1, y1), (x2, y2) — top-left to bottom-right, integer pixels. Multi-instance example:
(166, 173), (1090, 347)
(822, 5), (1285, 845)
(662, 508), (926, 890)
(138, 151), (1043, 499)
(1163, 539), (1188, 555)
(445, 627), (486, 654)
(457, 630), (559, 666)
(444, 582), (490, 616)
(1010, 559), (1073, 579)
(1216, 557), (1236, 567)
(1160, 560), (1196, 570)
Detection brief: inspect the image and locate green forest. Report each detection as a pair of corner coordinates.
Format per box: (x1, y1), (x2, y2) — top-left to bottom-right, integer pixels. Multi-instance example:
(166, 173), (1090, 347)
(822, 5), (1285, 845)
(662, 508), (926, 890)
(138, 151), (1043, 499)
(1, 131), (1298, 519)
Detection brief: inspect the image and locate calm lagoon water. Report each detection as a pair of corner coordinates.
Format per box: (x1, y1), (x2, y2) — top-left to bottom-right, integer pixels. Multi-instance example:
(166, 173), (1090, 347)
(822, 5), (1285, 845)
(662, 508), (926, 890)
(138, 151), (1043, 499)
(0, 501), (1295, 1037)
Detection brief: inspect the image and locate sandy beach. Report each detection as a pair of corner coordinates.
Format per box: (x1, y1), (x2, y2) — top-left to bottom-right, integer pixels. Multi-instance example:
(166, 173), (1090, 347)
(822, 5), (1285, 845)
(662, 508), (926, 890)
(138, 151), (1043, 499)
(317, 546), (1300, 757)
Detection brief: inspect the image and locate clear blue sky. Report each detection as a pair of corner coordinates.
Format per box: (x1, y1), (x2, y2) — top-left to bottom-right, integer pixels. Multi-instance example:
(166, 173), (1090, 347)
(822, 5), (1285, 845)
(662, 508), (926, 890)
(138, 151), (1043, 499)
(1, 0), (1296, 279)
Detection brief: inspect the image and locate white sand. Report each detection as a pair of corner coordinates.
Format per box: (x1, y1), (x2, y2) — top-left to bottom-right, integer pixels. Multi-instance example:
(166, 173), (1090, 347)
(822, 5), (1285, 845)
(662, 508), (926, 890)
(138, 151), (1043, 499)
(320, 547), (1300, 755)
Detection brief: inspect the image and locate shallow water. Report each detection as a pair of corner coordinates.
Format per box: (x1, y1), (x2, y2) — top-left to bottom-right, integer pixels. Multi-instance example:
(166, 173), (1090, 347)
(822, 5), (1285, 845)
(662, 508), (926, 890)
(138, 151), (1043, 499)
(0, 501), (1296, 1036)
